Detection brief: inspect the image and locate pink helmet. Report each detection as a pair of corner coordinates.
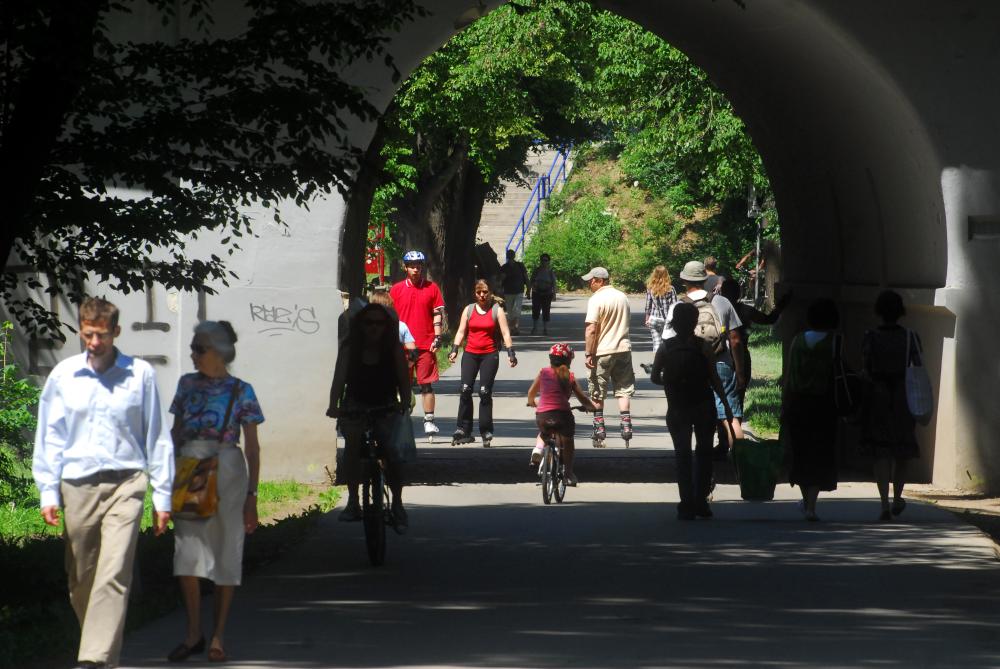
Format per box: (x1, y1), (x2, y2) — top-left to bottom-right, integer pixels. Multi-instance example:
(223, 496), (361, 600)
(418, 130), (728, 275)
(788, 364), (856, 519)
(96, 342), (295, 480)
(549, 343), (574, 360)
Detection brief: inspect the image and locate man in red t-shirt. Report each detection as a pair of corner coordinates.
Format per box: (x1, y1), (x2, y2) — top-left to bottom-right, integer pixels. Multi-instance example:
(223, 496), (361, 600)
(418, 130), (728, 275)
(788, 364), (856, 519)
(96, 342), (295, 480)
(390, 251), (446, 438)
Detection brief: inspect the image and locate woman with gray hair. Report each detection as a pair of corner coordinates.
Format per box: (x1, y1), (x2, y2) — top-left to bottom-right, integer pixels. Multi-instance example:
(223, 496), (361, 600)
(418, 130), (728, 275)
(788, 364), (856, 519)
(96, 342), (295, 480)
(167, 320), (265, 663)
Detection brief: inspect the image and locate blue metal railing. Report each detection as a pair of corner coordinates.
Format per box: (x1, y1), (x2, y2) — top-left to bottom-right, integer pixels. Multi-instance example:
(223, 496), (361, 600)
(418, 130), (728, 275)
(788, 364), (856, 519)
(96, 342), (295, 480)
(505, 147), (571, 256)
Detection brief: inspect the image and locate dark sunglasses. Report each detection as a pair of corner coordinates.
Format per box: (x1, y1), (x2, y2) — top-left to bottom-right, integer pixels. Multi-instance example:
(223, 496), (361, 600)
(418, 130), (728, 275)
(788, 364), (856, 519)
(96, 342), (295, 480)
(190, 343), (209, 355)
(361, 319), (388, 328)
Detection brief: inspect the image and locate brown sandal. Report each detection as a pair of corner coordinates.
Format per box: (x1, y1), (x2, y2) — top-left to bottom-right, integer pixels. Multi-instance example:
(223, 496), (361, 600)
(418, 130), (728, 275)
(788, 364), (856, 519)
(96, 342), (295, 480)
(207, 647), (227, 663)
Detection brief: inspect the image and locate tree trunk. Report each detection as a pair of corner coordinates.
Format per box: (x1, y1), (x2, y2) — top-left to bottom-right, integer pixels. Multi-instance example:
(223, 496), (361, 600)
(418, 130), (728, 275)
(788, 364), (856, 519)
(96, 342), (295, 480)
(0, 2), (103, 269)
(339, 121), (388, 298)
(392, 157), (489, 330)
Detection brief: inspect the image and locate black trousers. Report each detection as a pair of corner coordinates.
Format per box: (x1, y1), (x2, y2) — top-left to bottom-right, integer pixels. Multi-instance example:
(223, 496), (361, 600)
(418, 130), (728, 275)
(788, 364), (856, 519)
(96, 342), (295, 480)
(531, 291), (553, 322)
(667, 400), (716, 512)
(457, 351), (500, 434)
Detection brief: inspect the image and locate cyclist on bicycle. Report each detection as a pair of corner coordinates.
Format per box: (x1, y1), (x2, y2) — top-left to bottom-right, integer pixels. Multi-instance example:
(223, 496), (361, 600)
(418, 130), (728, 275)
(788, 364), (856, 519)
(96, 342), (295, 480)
(526, 343), (597, 486)
(327, 303), (413, 528)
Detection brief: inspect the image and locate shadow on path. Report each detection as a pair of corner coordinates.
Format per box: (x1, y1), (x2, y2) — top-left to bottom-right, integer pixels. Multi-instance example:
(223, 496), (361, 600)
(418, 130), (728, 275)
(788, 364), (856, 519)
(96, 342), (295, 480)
(124, 495), (1000, 668)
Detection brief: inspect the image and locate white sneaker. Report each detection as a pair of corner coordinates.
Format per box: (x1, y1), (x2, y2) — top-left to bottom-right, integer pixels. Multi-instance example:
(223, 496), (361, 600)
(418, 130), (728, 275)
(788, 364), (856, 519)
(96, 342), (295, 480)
(423, 420), (440, 435)
(530, 446), (544, 465)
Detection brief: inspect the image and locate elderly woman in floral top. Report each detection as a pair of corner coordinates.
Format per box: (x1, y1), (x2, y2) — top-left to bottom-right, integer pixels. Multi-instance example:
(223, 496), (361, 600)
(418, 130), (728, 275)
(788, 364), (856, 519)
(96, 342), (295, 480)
(167, 321), (264, 664)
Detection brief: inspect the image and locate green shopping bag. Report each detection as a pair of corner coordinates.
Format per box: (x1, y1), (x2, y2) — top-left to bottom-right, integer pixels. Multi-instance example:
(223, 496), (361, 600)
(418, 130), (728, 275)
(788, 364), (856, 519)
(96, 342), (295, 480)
(732, 438), (785, 501)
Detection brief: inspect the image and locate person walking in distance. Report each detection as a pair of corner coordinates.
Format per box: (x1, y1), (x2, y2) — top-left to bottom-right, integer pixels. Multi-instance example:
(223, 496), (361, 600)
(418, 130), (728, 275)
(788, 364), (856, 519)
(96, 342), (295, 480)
(662, 261), (746, 459)
(448, 280), (518, 447)
(390, 250), (446, 440)
(703, 255), (724, 295)
(500, 249), (529, 335)
(528, 253), (557, 335)
(32, 297), (174, 669)
(582, 267), (636, 445)
(861, 290), (923, 521)
(644, 265), (678, 353)
(784, 298), (842, 521)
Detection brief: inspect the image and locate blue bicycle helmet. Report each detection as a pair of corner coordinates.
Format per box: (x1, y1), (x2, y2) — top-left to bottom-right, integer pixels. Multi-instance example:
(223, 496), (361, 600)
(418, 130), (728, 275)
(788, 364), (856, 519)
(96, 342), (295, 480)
(402, 250), (426, 263)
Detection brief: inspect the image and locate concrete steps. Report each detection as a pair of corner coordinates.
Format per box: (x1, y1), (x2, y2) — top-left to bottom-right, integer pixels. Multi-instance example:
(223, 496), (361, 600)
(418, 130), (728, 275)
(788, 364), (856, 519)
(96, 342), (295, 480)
(476, 147), (571, 265)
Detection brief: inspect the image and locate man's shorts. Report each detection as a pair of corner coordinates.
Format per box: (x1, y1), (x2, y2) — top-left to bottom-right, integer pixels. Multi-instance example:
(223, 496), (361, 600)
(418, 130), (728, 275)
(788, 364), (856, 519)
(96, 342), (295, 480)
(589, 351), (636, 401)
(714, 361), (744, 420)
(415, 349), (440, 386)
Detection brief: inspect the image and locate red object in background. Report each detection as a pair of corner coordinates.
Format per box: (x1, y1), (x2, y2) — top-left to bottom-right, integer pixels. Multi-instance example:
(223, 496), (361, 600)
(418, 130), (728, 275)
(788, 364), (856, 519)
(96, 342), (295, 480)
(365, 223), (386, 283)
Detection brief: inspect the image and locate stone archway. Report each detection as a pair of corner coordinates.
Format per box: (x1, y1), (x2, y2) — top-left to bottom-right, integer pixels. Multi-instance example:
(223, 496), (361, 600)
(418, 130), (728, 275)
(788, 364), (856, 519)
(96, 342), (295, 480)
(345, 0), (997, 490)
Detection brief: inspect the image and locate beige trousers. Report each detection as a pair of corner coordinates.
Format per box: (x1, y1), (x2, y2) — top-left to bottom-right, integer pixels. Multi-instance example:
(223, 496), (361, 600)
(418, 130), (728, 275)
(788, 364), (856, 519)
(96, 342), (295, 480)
(61, 470), (147, 667)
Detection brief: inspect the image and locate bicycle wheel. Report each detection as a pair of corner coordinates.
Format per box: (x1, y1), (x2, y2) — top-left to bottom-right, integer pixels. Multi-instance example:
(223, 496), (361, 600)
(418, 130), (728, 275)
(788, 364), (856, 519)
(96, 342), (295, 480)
(362, 467), (387, 566)
(553, 447), (567, 503)
(541, 444), (554, 505)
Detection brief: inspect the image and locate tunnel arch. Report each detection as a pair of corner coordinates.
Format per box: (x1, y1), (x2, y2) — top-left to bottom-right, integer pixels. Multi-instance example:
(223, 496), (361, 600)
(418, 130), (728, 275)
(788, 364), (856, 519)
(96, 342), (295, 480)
(12, 1), (998, 491)
(350, 0), (961, 483)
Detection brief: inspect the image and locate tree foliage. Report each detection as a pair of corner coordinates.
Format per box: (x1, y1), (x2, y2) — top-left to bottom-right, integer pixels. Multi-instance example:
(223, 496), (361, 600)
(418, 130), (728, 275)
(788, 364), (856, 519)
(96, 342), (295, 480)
(363, 0), (774, 310)
(0, 0), (423, 337)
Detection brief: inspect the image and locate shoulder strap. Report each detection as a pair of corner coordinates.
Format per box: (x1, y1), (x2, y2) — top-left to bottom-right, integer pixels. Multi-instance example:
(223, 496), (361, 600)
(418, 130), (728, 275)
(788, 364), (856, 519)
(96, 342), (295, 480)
(218, 380), (242, 443)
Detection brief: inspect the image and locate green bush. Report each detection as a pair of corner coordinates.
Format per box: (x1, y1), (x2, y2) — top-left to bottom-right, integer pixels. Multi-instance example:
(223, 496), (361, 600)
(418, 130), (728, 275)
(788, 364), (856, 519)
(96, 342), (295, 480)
(0, 322), (40, 507)
(524, 194), (621, 290)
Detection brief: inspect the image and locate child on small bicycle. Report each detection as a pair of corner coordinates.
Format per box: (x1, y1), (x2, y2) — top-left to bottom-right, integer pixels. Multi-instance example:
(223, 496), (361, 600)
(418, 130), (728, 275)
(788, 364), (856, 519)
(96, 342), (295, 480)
(526, 343), (597, 486)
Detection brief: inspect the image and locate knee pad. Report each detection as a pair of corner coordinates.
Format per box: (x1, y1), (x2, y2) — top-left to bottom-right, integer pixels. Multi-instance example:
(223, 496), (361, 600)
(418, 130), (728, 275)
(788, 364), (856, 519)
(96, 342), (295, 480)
(478, 386), (493, 400)
(419, 383), (434, 394)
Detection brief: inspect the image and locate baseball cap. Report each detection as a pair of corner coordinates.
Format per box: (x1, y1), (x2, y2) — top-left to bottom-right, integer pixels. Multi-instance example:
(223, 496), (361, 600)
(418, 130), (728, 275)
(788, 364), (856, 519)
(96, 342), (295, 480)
(581, 267), (610, 281)
(679, 260), (708, 282)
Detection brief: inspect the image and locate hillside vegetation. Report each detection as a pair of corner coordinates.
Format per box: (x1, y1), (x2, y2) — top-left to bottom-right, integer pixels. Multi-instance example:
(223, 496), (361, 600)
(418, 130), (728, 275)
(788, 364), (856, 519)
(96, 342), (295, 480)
(524, 144), (761, 292)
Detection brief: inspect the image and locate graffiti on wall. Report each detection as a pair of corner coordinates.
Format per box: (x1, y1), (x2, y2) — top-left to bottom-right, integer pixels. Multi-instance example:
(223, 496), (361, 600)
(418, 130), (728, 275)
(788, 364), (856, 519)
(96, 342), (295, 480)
(249, 302), (320, 337)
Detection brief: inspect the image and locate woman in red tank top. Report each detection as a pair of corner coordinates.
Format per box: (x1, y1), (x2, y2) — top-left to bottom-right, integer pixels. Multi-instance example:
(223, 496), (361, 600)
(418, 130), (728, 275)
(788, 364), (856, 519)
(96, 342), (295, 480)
(447, 280), (517, 446)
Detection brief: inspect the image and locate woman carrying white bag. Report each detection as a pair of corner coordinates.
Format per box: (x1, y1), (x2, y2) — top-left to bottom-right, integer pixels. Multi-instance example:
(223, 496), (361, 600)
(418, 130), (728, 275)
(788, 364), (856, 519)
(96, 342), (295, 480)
(861, 290), (932, 522)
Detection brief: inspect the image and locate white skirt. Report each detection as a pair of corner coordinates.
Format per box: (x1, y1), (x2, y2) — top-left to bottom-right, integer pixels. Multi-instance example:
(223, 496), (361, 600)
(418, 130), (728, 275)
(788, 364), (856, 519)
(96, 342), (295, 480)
(173, 439), (248, 585)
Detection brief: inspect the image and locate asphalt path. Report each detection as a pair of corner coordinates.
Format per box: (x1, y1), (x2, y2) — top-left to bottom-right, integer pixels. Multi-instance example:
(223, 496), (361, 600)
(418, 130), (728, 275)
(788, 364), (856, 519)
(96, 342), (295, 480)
(122, 295), (1000, 668)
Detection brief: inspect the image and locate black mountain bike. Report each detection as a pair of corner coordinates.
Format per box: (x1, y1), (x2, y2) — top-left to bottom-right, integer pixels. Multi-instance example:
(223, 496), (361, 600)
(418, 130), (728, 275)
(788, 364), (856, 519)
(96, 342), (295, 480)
(344, 404), (401, 566)
(537, 405), (588, 505)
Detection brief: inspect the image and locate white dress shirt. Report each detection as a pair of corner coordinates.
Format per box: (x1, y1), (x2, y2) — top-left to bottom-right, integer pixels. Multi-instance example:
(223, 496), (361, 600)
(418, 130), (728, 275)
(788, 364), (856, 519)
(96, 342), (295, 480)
(32, 350), (175, 511)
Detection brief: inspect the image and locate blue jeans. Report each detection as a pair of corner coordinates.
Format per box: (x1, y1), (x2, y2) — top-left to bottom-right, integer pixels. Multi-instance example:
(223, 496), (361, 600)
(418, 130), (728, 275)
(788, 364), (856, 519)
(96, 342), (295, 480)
(714, 361), (743, 420)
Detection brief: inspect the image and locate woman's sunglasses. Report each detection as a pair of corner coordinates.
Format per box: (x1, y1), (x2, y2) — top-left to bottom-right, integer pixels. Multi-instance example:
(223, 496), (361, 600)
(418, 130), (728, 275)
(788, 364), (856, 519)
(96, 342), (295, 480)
(190, 343), (209, 355)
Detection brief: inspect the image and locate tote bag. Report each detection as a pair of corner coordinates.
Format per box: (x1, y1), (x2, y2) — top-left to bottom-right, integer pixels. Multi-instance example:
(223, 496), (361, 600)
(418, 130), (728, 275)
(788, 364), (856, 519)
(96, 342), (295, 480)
(905, 330), (933, 425)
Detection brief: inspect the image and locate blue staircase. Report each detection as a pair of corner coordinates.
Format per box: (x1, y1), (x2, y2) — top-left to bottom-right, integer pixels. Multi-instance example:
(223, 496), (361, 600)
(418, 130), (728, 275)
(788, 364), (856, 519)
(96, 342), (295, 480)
(505, 147), (571, 256)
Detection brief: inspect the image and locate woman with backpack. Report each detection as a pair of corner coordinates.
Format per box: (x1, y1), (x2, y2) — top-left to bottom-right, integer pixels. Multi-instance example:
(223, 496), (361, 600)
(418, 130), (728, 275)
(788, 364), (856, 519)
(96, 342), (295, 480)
(783, 298), (841, 522)
(528, 253), (557, 335)
(448, 280), (517, 446)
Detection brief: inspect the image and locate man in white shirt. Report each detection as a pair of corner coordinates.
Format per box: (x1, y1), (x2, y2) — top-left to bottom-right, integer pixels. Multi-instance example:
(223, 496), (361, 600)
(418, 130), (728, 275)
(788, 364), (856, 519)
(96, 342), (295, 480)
(662, 261), (747, 458)
(33, 297), (174, 669)
(582, 267), (636, 444)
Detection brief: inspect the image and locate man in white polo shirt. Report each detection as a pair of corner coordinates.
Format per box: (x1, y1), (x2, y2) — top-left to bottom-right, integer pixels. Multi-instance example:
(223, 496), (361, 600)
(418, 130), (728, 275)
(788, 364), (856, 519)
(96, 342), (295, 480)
(582, 267), (635, 445)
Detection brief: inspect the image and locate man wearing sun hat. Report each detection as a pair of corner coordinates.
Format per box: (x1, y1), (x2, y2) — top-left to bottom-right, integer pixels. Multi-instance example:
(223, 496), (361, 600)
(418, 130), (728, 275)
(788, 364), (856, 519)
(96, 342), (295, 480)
(582, 267), (635, 444)
(663, 260), (746, 461)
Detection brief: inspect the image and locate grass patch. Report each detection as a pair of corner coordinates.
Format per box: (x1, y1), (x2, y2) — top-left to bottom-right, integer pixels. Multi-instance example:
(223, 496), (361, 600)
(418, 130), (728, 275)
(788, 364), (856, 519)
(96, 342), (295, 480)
(0, 480), (328, 542)
(745, 327), (783, 437)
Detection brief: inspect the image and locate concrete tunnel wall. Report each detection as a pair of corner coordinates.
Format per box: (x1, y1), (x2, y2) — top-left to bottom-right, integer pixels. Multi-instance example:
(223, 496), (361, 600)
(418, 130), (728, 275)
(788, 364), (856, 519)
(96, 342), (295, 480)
(11, 1), (1000, 489)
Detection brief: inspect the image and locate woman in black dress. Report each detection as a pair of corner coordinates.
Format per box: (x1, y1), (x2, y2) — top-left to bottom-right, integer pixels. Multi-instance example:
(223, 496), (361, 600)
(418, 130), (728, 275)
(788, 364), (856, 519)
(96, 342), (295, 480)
(783, 299), (840, 521)
(862, 290), (921, 521)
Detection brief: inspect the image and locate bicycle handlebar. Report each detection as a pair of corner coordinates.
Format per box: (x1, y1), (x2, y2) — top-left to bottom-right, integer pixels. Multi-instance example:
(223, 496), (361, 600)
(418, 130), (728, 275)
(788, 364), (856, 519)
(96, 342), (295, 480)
(338, 403), (403, 419)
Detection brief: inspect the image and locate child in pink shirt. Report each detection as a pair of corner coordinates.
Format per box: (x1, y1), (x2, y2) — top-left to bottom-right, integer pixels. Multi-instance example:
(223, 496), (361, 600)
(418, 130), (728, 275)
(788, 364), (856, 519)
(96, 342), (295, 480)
(526, 343), (597, 485)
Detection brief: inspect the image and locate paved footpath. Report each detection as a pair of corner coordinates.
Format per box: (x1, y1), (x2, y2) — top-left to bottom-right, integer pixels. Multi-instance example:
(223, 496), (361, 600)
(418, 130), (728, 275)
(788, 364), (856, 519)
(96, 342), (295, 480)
(123, 296), (1000, 668)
